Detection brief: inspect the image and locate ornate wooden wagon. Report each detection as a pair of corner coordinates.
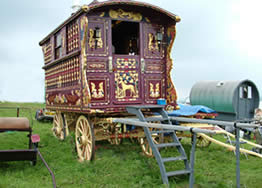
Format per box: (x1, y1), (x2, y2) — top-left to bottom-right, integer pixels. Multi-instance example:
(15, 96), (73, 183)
(39, 0), (181, 162)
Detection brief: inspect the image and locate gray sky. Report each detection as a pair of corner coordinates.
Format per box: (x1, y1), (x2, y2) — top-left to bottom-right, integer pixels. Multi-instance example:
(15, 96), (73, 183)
(0, 0), (261, 102)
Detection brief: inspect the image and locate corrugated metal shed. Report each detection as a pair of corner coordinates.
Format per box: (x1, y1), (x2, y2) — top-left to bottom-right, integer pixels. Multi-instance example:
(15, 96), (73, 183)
(190, 80), (260, 121)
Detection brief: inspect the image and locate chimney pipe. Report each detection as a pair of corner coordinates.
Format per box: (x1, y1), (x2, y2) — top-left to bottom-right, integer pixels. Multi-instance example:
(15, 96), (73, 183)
(72, 0), (81, 13)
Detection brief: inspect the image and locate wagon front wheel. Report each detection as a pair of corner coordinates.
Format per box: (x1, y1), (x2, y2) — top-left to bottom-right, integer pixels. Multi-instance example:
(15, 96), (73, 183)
(75, 116), (95, 162)
(52, 112), (68, 140)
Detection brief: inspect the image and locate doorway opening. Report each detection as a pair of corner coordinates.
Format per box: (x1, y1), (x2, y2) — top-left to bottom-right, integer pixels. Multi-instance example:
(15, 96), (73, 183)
(112, 21), (139, 55)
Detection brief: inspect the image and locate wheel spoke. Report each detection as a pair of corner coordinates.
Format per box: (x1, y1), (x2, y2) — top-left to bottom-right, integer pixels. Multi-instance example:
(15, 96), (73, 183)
(82, 145), (86, 156)
(79, 121), (84, 132)
(87, 145), (91, 158)
(54, 119), (59, 126)
(87, 139), (92, 144)
(77, 126), (83, 134)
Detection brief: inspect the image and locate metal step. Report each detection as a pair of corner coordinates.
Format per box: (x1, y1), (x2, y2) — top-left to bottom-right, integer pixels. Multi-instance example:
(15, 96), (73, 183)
(162, 156), (187, 163)
(124, 105), (193, 185)
(156, 142), (180, 148)
(166, 169), (191, 177)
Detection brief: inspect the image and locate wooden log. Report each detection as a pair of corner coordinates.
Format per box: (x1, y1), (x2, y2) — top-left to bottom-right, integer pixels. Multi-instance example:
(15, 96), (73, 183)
(213, 129), (262, 149)
(198, 133), (262, 158)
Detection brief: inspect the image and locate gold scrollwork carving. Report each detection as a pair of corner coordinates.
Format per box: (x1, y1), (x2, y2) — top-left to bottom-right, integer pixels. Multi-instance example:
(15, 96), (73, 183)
(150, 83), (160, 98)
(115, 71), (139, 99)
(148, 33), (159, 51)
(109, 9), (142, 21)
(91, 82), (105, 99)
(80, 16), (91, 106)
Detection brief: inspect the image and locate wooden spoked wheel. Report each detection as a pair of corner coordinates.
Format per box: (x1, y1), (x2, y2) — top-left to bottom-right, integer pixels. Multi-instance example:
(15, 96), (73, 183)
(52, 112), (68, 140)
(75, 116), (95, 162)
(139, 131), (160, 157)
(139, 136), (159, 157)
(108, 123), (122, 145)
(196, 135), (211, 147)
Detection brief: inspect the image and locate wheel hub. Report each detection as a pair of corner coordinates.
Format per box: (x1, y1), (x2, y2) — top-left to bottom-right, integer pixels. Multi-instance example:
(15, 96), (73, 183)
(80, 135), (88, 146)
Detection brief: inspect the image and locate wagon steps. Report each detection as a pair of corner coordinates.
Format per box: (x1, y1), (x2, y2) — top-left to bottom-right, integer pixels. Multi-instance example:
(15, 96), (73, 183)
(114, 105), (215, 186)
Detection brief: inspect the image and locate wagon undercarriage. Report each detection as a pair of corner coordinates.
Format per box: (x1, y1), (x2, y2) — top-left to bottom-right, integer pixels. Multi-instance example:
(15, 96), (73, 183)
(52, 110), (166, 159)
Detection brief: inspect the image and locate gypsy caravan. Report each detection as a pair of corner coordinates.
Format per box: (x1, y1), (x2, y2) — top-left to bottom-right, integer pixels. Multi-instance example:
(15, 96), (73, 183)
(190, 80), (260, 121)
(39, 0), (180, 161)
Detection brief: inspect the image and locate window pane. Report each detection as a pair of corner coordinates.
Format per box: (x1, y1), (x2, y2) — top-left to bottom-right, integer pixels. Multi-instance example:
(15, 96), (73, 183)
(239, 87), (243, 98)
(248, 86), (252, 99)
(56, 34), (62, 47)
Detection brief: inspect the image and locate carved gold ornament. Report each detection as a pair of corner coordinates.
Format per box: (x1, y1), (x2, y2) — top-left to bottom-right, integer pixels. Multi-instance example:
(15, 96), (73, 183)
(109, 9), (142, 21)
(91, 82), (105, 99)
(148, 33), (159, 51)
(80, 16), (91, 106)
(150, 83), (160, 98)
(115, 71), (139, 99)
(166, 25), (178, 106)
(116, 58), (137, 69)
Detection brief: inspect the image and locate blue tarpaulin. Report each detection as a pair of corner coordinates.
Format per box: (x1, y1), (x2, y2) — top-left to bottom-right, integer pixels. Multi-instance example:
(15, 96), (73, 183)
(168, 103), (216, 116)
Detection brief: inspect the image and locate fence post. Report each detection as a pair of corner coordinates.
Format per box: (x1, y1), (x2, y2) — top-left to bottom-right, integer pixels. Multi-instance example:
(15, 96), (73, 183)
(235, 122), (240, 188)
(17, 107), (20, 117)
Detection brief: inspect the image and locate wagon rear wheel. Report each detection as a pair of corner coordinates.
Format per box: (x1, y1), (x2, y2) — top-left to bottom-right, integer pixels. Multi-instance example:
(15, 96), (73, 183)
(52, 112), (68, 140)
(108, 123), (122, 145)
(139, 127), (161, 157)
(139, 135), (160, 157)
(75, 116), (95, 162)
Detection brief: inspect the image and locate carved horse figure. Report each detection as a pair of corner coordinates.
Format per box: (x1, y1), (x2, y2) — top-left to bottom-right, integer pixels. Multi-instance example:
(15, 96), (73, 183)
(118, 79), (137, 98)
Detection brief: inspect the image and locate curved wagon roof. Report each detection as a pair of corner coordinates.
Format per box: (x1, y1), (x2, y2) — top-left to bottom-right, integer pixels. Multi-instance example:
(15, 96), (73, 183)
(39, 0), (181, 45)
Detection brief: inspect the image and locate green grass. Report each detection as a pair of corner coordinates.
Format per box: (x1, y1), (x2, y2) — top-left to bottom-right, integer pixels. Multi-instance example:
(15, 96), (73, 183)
(1, 102), (262, 187)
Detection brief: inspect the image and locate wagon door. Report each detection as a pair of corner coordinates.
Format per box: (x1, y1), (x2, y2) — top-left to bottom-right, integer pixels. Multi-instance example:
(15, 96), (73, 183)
(238, 84), (253, 119)
(111, 21), (142, 104)
(142, 23), (166, 104)
(85, 18), (111, 107)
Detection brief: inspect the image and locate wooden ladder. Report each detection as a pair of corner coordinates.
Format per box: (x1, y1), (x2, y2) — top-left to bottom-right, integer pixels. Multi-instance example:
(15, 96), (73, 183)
(126, 105), (196, 186)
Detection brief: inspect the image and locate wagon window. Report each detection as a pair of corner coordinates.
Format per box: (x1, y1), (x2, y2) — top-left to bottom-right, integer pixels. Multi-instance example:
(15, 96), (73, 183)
(248, 86), (252, 99)
(239, 86), (250, 99)
(239, 87), (243, 98)
(55, 33), (62, 59)
(112, 21), (139, 55)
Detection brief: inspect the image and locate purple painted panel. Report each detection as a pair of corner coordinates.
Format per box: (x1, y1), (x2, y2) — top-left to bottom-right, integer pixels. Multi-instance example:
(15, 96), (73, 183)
(112, 55), (142, 104)
(87, 18), (109, 57)
(143, 23), (165, 59)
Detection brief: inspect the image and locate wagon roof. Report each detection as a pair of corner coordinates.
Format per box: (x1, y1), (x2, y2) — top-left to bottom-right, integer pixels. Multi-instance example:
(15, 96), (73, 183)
(39, 0), (181, 45)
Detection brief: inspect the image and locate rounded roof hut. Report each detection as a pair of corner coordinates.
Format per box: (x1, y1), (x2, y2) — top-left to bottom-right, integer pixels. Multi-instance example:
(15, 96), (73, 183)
(190, 80), (260, 121)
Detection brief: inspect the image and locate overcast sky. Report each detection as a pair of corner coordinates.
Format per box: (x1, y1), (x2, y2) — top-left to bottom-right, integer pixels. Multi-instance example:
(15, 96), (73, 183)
(0, 0), (261, 102)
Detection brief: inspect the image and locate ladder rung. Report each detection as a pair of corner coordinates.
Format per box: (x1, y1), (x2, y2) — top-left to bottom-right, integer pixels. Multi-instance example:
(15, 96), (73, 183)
(162, 156), (187, 163)
(151, 130), (173, 134)
(156, 143), (180, 148)
(166, 169), (191, 177)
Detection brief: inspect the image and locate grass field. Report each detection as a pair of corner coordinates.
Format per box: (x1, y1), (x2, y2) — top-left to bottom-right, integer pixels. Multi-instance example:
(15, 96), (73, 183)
(0, 102), (262, 188)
